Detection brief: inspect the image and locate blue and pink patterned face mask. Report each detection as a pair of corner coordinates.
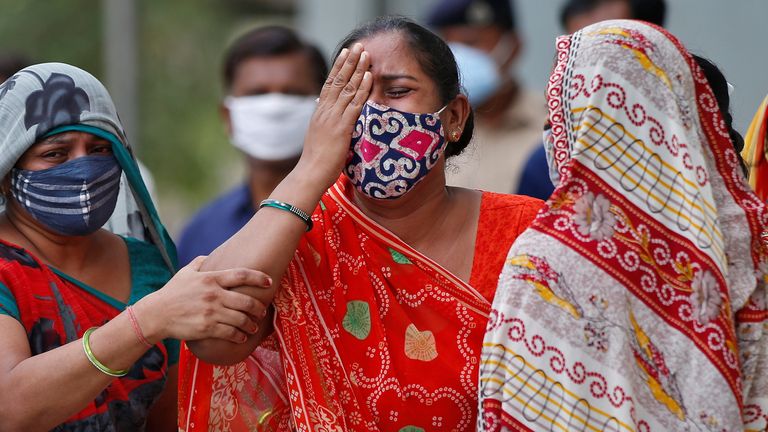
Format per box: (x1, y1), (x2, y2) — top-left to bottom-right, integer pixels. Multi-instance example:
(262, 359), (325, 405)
(344, 100), (447, 199)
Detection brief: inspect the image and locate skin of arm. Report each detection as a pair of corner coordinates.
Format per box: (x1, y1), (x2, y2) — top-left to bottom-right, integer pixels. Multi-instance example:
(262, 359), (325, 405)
(0, 313), (156, 432)
(0, 258), (272, 431)
(188, 43), (373, 364)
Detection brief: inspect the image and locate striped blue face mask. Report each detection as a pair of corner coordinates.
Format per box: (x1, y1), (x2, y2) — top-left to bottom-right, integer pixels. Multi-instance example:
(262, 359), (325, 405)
(10, 155), (123, 236)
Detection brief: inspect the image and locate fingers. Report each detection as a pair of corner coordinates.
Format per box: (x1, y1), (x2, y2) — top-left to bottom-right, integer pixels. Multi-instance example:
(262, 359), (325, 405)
(336, 50), (370, 108)
(321, 43), (365, 105)
(319, 47), (349, 101)
(183, 256), (207, 273)
(219, 289), (269, 319)
(342, 71), (373, 125)
(229, 286), (274, 304)
(210, 323), (251, 344)
(209, 268), (273, 290)
(215, 306), (261, 334)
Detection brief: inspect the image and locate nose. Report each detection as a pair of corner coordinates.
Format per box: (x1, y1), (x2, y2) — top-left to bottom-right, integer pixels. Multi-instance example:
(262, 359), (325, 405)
(67, 134), (95, 161)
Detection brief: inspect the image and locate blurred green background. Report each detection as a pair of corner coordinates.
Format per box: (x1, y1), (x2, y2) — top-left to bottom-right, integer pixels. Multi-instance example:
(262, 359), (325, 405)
(0, 0), (296, 234)
(3, 0), (767, 237)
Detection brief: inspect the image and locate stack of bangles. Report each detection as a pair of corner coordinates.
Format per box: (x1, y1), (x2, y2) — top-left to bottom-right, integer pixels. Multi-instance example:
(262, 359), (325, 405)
(82, 306), (154, 377)
(259, 199), (313, 231)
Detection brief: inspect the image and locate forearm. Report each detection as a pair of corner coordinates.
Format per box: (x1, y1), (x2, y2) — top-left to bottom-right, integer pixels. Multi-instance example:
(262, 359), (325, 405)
(202, 164), (327, 277)
(189, 167), (326, 364)
(0, 314), (153, 431)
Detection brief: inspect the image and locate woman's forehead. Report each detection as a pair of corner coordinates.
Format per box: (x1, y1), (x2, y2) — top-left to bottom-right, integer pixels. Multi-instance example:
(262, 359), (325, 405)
(34, 131), (106, 146)
(359, 32), (422, 77)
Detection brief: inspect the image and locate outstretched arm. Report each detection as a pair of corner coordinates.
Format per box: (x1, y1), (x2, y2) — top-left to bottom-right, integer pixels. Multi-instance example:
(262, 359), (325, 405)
(0, 257), (271, 431)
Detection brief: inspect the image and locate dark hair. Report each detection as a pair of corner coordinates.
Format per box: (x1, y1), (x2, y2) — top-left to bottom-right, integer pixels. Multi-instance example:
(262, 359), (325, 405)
(0, 52), (31, 82)
(334, 16), (475, 158)
(560, 0), (666, 29)
(222, 26), (328, 92)
(692, 54), (747, 176)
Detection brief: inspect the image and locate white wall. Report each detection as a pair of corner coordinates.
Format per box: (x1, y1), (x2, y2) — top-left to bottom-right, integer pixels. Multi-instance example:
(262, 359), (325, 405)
(298, 0), (768, 132)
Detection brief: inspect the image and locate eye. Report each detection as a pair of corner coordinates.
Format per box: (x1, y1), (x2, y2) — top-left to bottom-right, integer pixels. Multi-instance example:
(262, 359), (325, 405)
(41, 149), (67, 159)
(90, 144), (113, 155)
(385, 87), (411, 98)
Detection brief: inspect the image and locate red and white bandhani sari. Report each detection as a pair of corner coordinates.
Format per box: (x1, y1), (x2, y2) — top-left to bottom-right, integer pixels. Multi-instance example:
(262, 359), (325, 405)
(479, 20), (768, 431)
(179, 175), (541, 431)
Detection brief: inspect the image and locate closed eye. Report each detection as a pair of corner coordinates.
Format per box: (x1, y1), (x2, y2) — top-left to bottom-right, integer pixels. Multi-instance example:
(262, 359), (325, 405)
(385, 87), (412, 98)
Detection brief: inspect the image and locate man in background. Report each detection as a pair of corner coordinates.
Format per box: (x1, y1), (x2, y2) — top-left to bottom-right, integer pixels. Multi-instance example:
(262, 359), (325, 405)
(516, 0), (667, 200)
(426, 0), (548, 194)
(177, 26), (327, 265)
(560, 0), (666, 34)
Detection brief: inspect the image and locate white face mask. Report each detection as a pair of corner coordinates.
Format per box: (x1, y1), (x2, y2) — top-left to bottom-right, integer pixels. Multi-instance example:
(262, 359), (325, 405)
(224, 93), (317, 161)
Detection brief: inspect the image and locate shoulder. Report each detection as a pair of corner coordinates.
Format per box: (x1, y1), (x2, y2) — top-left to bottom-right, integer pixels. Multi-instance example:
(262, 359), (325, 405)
(0, 241), (44, 321)
(0, 240), (41, 271)
(480, 191), (545, 213)
(477, 191), (544, 237)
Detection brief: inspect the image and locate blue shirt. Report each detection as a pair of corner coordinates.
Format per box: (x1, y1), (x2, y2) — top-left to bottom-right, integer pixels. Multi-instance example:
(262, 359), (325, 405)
(176, 184), (254, 266)
(515, 144), (555, 201)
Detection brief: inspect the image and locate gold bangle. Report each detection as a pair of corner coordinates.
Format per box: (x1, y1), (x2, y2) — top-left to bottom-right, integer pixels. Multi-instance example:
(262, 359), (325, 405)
(82, 327), (129, 377)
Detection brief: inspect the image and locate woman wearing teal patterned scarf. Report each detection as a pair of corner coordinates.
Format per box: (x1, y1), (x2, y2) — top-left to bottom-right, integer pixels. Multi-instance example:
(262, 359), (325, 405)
(0, 63), (272, 431)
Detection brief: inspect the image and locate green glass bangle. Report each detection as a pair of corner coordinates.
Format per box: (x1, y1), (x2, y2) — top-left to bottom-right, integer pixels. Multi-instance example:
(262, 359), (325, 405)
(82, 327), (129, 377)
(259, 199), (313, 231)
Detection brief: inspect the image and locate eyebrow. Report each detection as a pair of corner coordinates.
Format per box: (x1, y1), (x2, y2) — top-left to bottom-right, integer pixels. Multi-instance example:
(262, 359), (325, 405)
(39, 135), (70, 145)
(379, 73), (419, 82)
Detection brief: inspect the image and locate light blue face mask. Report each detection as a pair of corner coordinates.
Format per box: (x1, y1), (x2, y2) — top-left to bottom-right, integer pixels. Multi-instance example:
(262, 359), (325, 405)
(11, 155), (123, 236)
(449, 42), (502, 107)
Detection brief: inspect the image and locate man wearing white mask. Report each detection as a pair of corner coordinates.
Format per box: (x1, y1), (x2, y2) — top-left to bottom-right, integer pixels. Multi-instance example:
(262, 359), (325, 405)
(426, 0), (547, 194)
(177, 26), (327, 265)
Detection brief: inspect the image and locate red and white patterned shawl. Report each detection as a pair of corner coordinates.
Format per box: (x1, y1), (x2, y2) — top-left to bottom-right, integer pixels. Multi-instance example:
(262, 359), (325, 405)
(478, 20), (768, 431)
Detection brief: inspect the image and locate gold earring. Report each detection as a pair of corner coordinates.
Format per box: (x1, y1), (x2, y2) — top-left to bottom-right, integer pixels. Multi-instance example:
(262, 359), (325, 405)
(451, 130), (461, 141)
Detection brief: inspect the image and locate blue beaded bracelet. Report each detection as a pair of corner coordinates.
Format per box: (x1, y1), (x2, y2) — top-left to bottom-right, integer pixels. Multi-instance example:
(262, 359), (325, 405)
(259, 199), (313, 231)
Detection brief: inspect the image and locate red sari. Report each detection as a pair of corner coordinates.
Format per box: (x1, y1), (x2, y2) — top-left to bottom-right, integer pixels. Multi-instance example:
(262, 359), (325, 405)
(179, 176), (542, 431)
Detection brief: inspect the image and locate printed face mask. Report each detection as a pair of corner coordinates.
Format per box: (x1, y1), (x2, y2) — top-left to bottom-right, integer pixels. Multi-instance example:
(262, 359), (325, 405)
(345, 100), (447, 199)
(225, 93), (317, 161)
(11, 155), (123, 236)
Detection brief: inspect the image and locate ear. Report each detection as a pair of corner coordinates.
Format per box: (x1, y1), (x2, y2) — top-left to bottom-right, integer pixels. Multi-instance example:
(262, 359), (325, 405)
(220, 102), (233, 136)
(442, 94), (470, 143)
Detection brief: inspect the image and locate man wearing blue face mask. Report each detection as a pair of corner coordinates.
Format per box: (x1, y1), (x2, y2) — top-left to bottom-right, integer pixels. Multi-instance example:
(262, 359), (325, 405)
(176, 26), (327, 266)
(425, 0), (547, 195)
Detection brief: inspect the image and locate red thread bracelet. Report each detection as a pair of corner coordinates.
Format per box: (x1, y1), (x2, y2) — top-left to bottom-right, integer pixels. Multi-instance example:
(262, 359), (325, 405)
(126, 306), (153, 349)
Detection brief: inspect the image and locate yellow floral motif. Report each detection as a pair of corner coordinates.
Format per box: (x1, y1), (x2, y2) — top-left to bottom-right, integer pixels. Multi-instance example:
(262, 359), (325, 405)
(629, 311), (686, 421)
(594, 27), (672, 89)
(507, 254), (582, 319)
